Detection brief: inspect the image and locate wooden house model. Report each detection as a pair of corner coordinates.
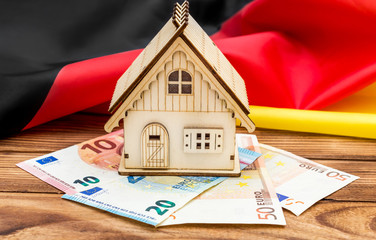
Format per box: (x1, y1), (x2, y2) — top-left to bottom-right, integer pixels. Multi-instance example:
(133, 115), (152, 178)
(105, 1), (255, 176)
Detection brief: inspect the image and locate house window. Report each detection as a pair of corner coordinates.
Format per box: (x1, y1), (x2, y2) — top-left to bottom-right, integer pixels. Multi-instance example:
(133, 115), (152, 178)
(168, 70), (192, 94)
(183, 128), (223, 153)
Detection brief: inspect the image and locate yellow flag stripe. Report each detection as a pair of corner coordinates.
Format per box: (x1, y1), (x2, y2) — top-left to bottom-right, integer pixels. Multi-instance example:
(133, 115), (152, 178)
(241, 105), (376, 139)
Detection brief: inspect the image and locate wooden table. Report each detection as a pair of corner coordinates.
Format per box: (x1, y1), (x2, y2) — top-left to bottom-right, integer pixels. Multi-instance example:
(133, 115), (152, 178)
(1, 112), (376, 239)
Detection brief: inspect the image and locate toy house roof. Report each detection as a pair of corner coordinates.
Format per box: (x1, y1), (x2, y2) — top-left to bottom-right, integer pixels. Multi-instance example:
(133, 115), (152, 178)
(108, 1), (253, 130)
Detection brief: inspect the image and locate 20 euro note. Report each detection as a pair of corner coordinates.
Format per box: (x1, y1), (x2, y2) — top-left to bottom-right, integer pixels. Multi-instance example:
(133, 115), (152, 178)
(63, 175), (228, 226)
(259, 143), (359, 216)
(160, 134), (286, 226)
(62, 147), (260, 227)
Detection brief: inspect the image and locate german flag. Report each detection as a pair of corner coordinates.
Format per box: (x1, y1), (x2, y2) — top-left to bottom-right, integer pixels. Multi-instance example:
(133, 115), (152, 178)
(1, 0), (376, 139)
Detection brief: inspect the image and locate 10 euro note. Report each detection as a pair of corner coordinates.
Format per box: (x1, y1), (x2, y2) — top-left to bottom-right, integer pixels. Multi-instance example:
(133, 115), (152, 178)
(260, 143), (359, 216)
(160, 134), (286, 226)
(16, 130), (125, 194)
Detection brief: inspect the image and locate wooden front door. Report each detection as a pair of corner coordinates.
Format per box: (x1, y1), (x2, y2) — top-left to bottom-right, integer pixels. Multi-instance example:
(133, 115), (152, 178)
(141, 123), (169, 168)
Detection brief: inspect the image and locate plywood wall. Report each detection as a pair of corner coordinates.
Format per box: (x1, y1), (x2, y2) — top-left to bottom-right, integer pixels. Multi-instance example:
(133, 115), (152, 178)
(132, 51), (230, 113)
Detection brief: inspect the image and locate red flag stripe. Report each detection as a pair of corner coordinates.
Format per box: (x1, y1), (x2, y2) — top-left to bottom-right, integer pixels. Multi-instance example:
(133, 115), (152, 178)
(23, 50), (142, 130)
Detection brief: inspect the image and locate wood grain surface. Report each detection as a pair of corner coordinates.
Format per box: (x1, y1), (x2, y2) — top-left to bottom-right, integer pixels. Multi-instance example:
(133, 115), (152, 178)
(1, 112), (376, 239)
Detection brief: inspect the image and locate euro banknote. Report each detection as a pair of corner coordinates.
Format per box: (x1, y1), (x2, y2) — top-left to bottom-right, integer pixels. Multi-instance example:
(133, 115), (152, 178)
(17, 130), (125, 194)
(160, 135), (286, 226)
(259, 143), (359, 216)
(62, 174), (228, 226)
(62, 147), (260, 226)
(17, 130), (261, 226)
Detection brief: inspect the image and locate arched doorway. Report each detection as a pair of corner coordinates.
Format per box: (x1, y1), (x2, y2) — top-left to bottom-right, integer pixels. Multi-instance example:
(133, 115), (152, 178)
(141, 123), (169, 168)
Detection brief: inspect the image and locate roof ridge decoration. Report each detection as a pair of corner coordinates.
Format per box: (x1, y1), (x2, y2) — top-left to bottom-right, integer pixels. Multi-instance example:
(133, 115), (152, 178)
(172, 1), (189, 28)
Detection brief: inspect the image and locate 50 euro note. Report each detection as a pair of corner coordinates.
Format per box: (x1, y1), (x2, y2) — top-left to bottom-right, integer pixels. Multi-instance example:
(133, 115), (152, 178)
(259, 143), (359, 216)
(160, 134), (286, 226)
(17, 130), (261, 226)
